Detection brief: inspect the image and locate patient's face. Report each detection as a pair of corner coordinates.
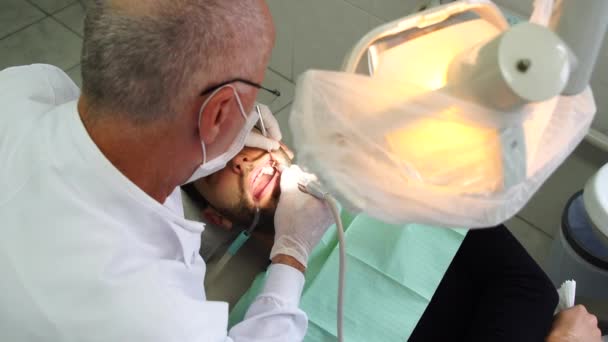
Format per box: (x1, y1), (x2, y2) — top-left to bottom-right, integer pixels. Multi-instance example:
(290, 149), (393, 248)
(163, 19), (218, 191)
(194, 144), (293, 228)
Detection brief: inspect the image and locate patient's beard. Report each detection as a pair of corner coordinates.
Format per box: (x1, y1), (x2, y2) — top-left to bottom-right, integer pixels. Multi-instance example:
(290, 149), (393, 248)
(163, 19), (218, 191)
(220, 175), (279, 234)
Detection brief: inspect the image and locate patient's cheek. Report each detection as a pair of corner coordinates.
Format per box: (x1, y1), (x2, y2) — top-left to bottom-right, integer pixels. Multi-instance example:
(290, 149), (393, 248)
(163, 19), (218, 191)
(214, 170), (241, 196)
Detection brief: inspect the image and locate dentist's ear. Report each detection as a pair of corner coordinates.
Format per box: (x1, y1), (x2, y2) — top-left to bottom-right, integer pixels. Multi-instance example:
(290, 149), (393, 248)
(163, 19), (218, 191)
(201, 207), (234, 231)
(199, 86), (236, 145)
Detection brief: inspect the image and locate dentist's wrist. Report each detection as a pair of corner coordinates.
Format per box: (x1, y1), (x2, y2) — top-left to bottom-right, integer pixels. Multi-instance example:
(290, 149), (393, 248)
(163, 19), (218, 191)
(272, 254), (305, 274)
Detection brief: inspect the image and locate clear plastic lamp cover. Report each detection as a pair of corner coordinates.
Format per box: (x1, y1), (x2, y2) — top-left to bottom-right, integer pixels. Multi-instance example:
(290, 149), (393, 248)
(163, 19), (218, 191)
(290, 71), (595, 228)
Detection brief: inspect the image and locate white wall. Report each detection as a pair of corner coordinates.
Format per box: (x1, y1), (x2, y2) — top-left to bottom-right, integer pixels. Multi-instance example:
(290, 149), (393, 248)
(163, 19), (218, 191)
(266, 0), (608, 237)
(266, 0), (423, 82)
(266, 0), (415, 148)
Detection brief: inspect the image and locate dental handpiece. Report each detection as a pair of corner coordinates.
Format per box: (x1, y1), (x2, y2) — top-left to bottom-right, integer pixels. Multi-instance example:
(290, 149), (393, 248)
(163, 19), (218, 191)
(271, 159), (326, 200)
(298, 180), (328, 200)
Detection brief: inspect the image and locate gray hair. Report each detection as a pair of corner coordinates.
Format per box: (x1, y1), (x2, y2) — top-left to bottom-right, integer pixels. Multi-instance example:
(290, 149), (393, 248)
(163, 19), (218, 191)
(81, 0), (273, 123)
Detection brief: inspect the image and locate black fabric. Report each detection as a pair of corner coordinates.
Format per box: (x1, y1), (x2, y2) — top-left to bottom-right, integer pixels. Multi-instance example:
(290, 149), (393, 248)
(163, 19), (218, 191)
(409, 225), (558, 342)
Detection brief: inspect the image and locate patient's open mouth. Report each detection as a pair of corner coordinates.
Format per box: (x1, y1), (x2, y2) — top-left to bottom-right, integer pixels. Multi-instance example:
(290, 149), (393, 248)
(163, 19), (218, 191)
(250, 162), (280, 201)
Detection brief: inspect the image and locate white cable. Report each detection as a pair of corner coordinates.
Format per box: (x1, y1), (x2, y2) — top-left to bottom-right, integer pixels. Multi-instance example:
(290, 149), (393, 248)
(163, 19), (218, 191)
(302, 183), (346, 342)
(326, 195), (346, 342)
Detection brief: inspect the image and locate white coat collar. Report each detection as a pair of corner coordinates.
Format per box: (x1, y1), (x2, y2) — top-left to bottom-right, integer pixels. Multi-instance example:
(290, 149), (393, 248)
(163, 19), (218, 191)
(64, 100), (205, 268)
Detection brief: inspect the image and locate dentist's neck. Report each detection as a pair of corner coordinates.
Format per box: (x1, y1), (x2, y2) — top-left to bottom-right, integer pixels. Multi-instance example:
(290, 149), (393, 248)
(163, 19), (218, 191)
(77, 96), (198, 203)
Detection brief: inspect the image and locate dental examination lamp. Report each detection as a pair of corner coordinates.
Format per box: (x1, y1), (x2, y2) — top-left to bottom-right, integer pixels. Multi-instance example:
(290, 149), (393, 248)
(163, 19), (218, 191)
(288, 1), (607, 341)
(290, 0), (607, 229)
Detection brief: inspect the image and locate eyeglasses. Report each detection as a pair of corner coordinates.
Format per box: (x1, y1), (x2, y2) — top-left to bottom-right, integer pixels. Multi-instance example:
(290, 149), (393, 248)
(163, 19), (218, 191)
(200, 78), (281, 99)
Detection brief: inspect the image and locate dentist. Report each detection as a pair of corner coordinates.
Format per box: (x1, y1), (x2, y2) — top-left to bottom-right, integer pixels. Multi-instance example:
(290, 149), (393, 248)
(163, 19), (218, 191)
(0, 0), (332, 341)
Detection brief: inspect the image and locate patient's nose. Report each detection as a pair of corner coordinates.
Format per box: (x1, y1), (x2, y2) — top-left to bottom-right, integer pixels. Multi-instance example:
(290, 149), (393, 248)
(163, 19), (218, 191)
(231, 154), (253, 175)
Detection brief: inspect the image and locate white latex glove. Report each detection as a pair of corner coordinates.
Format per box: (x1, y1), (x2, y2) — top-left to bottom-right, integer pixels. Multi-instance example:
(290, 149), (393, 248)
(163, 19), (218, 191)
(245, 103), (282, 151)
(270, 165), (334, 267)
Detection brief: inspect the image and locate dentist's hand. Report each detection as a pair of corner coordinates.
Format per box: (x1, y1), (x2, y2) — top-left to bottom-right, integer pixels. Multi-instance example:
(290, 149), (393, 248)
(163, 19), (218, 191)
(245, 103), (282, 151)
(270, 165), (334, 269)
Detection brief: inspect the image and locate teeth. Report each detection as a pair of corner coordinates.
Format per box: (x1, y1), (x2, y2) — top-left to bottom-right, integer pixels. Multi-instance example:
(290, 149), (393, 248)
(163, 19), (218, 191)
(261, 166), (275, 176)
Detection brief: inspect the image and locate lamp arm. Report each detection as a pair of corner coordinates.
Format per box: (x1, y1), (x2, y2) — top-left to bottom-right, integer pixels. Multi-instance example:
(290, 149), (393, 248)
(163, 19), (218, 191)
(550, 0), (608, 95)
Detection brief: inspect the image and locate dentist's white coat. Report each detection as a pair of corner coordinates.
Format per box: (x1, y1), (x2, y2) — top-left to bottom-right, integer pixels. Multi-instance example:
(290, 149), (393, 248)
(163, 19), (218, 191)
(0, 64), (307, 342)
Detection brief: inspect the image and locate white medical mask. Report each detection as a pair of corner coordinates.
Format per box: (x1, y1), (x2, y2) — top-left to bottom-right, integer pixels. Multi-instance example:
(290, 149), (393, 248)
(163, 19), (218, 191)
(185, 85), (259, 183)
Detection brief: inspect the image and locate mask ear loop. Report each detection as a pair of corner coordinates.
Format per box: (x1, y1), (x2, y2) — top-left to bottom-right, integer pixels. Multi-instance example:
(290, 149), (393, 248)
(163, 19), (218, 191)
(232, 87), (248, 120)
(201, 143), (207, 165)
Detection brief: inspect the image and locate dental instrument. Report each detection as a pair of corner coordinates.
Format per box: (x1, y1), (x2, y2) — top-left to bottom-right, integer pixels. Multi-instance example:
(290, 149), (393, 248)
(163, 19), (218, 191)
(255, 104), (268, 138)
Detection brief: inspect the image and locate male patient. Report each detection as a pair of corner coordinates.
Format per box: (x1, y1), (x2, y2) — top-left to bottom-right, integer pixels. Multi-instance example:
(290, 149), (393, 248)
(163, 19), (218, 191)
(184, 143), (601, 342)
(182, 141), (293, 250)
